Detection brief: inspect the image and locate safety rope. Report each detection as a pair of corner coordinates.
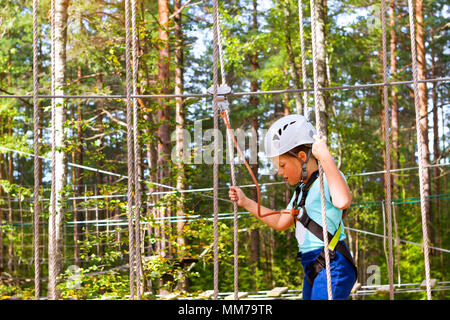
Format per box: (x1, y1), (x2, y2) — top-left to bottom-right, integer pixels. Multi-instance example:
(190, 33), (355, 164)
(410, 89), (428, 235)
(220, 109), (239, 300)
(309, 0), (333, 300)
(124, 0), (136, 300)
(48, 0), (57, 300)
(406, 0), (432, 300)
(212, 0), (220, 300)
(32, 0), (40, 300)
(131, 0), (141, 300)
(213, 7), (226, 86)
(380, 0), (395, 300)
(212, 4), (239, 300)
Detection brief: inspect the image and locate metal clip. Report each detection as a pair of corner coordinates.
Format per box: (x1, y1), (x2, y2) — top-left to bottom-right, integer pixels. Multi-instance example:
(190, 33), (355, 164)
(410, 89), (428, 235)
(207, 84), (232, 112)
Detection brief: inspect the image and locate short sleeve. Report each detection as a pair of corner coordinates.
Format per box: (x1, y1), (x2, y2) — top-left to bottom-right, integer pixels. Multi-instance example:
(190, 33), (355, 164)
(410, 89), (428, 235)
(286, 193), (295, 210)
(323, 171), (347, 206)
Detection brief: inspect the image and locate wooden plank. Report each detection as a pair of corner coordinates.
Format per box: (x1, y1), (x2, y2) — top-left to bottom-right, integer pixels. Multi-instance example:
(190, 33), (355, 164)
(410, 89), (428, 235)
(198, 290), (215, 299)
(224, 292), (248, 300)
(351, 282), (361, 294)
(267, 287), (289, 297)
(420, 278), (437, 289)
(375, 285), (391, 294)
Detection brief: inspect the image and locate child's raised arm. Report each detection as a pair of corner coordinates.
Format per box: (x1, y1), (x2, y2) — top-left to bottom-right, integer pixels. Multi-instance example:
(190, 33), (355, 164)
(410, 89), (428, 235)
(312, 135), (352, 210)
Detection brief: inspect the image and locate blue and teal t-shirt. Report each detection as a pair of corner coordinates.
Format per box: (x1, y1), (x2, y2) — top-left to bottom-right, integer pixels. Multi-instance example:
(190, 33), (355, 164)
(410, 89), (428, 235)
(286, 171), (347, 254)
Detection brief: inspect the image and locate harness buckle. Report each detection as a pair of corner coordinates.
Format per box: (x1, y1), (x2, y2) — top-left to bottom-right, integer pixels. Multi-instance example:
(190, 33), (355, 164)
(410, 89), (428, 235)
(328, 248), (336, 260)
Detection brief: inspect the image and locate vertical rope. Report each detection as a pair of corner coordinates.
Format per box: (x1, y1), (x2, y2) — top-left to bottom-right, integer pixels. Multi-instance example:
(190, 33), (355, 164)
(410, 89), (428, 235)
(298, 0), (308, 118)
(124, 0), (136, 300)
(32, 0), (40, 300)
(380, 0), (395, 300)
(309, 0), (333, 300)
(131, 0), (141, 300)
(213, 2), (238, 300)
(406, 0), (432, 300)
(212, 0), (220, 300)
(49, 0), (57, 300)
(213, 8), (226, 86)
(223, 110), (239, 300)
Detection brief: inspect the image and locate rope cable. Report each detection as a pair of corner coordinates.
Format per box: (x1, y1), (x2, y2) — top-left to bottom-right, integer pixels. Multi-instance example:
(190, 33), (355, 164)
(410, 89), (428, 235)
(124, 0), (136, 300)
(131, 0), (141, 300)
(406, 0), (432, 300)
(212, 4), (239, 299)
(309, 0), (333, 300)
(212, 0), (220, 301)
(380, 0), (395, 300)
(213, 7), (226, 86)
(48, 0), (57, 300)
(1, 77), (448, 100)
(32, 0), (40, 300)
(223, 110), (239, 300)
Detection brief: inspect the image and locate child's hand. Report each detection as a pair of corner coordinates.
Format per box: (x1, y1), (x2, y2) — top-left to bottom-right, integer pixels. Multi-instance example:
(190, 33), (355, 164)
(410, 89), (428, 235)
(312, 134), (331, 162)
(229, 186), (248, 207)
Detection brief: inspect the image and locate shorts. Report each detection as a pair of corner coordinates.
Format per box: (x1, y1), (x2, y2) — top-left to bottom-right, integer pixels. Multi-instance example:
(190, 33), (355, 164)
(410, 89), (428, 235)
(299, 241), (356, 300)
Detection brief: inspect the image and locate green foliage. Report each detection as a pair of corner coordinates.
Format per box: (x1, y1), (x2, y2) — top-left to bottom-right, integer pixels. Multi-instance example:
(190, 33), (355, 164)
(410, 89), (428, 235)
(0, 0), (448, 300)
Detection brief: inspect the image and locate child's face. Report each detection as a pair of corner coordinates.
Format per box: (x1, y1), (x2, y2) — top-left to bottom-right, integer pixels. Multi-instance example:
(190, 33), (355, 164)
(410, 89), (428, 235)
(271, 154), (302, 186)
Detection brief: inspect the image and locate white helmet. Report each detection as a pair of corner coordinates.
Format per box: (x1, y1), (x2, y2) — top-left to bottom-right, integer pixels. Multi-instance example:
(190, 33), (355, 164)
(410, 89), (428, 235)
(264, 114), (316, 158)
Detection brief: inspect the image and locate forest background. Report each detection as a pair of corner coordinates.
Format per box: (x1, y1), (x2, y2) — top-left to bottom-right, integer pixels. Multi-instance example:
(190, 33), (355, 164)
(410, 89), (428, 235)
(0, 0), (448, 300)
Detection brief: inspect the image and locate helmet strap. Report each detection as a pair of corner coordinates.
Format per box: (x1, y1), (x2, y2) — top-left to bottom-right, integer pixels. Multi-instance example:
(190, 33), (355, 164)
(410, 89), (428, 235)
(288, 148), (312, 184)
(301, 148), (312, 183)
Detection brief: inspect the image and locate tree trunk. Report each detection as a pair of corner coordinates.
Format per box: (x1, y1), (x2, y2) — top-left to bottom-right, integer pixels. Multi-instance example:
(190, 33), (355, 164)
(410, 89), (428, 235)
(430, 29), (441, 260)
(48, 0), (69, 300)
(96, 72), (105, 256)
(312, 0), (329, 140)
(282, 1), (302, 115)
(72, 66), (83, 268)
(140, 2), (158, 261)
(157, 0), (171, 269)
(389, 0), (399, 198)
(415, 0), (432, 241)
(174, 0), (188, 292)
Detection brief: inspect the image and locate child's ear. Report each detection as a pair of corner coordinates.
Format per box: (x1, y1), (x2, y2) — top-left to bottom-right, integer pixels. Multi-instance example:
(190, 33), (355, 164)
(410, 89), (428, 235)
(297, 151), (307, 162)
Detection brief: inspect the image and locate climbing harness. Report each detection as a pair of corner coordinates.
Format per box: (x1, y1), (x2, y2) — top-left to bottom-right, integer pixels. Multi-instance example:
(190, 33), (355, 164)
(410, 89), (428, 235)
(292, 170), (357, 286)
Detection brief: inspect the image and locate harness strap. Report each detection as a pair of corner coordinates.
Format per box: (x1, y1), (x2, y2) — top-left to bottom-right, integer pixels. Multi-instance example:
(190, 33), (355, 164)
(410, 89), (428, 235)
(298, 211), (357, 285)
(292, 170), (319, 210)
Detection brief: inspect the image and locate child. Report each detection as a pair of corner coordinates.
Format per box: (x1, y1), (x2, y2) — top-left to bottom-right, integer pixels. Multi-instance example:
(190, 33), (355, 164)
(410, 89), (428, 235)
(228, 114), (357, 300)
